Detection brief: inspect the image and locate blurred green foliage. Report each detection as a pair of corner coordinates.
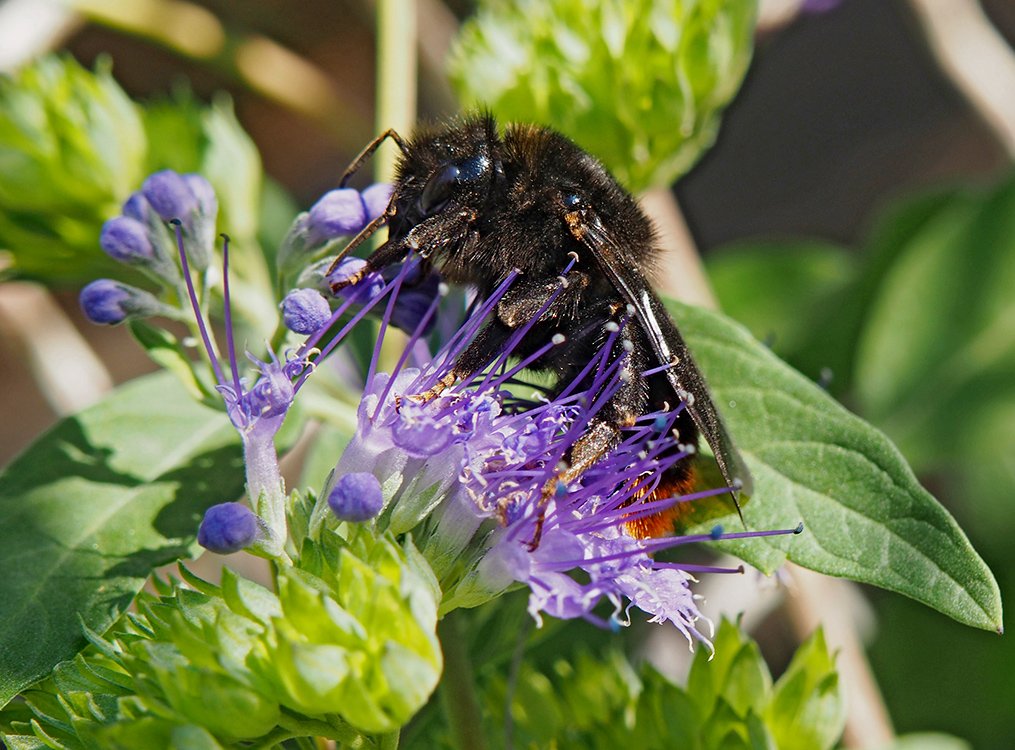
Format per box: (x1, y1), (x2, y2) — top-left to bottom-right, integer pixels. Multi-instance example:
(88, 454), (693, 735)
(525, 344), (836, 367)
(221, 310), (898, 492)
(449, 0), (756, 192)
(708, 175), (1015, 747)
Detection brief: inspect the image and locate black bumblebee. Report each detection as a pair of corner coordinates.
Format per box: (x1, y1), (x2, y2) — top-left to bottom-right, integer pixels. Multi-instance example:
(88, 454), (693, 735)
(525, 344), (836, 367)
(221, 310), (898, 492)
(329, 113), (751, 537)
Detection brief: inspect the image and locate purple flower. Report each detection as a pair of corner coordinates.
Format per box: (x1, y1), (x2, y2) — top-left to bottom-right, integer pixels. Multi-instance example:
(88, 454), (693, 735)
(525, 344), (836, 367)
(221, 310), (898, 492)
(325, 258), (802, 644)
(361, 183), (393, 221)
(142, 170), (200, 221)
(142, 170), (217, 270)
(198, 502), (261, 554)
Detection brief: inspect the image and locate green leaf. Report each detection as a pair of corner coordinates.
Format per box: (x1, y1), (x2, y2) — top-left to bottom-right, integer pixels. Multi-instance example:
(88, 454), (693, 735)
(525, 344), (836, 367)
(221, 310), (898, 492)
(0, 372), (243, 708)
(765, 628), (844, 750)
(128, 320), (212, 402)
(707, 240), (856, 367)
(688, 619), (771, 719)
(665, 299), (1002, 631)
(876, 734), (973, 750)
(855, 177), (1015, 470)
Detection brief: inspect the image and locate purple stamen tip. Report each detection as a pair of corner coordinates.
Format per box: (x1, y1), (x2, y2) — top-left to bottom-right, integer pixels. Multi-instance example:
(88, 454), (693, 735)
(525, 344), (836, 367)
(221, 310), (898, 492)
(794, 522), (805, 534)
(710, 525), (724, 540)
(198, 502), (260, 554)
(328, 472), (384, 522)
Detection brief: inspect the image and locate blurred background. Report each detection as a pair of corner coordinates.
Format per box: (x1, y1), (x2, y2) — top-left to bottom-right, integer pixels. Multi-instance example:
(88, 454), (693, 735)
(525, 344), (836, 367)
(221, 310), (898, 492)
(0, 0), (1012, 746)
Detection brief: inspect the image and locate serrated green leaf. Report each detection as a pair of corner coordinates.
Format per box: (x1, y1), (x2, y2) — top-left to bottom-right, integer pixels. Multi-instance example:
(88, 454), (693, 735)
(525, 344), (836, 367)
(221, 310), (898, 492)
(665, 299), (1002, 631)
(765, 628), (844, 750)
(0, 372), (243, 708)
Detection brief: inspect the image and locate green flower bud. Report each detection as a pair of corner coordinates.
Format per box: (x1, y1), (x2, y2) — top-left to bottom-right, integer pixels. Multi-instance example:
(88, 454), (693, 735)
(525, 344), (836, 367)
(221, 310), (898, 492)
(0, 55), (145, 282)
(449, 0), (757, 191)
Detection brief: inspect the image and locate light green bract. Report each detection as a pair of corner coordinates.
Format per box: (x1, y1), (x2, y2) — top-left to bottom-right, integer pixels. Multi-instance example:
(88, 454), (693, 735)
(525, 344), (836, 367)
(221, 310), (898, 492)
(448, 0), (756, 191)
(4, 517), (441, 748)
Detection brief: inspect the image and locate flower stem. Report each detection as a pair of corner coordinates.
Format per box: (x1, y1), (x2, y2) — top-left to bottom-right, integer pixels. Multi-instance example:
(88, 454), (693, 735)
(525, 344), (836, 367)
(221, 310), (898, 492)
(375, 0), (417, 182)
(437, 614), (487, 750)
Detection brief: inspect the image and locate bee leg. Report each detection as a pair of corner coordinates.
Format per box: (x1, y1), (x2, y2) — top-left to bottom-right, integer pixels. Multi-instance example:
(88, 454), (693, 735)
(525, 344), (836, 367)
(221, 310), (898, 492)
(328, 236), (408, 292)
(395, 369), (458, 409)
(496, 271), (591, 328)
(528, 333), (647, 550)
(399, 318), (513, 406)
(527, 420), (623, 551)
(339, 129), (408, 187)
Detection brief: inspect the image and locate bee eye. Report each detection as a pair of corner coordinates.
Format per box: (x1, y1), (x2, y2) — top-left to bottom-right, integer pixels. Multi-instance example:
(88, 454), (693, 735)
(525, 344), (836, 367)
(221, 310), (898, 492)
(419, 163), (460, 217)
(563, 193), (584, 211)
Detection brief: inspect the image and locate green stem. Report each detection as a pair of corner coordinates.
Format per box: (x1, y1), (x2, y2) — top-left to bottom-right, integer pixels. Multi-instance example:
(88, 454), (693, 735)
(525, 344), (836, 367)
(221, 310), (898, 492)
(437, 614), (487, 750)
(378, 730), (401, 750)
(375, 0), (417, 181)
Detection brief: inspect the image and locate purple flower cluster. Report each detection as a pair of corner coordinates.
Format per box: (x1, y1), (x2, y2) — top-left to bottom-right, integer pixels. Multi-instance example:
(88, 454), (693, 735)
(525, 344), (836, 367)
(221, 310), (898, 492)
(85, 169), (800, 644)
(327, 263), (801, 642)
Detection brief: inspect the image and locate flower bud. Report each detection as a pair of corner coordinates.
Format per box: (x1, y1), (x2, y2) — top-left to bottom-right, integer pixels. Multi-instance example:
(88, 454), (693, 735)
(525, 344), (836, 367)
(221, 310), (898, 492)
(142, 170), (218, 270)
(361, 183), (393, 221)
(306, 188), (367, 245)
(142, 170), (199, 222)
(184, 173), (218, 218)
(79, 279), (166, 325)
(122, 191), (154, 222)
(99, 216), (155, 264)
(328, 257), (385, 301)
(327, 472), (384, 522)
(281, 288), (332, 334)
(198, 502), (260, 554)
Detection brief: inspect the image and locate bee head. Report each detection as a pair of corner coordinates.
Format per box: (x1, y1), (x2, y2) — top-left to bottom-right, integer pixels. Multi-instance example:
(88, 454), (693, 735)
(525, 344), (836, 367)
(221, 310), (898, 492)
(387, 115), (502, 248)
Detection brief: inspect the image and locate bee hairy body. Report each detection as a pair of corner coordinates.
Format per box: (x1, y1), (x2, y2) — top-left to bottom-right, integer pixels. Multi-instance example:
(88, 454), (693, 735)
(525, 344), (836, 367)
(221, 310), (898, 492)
(332, 113), (751, 537)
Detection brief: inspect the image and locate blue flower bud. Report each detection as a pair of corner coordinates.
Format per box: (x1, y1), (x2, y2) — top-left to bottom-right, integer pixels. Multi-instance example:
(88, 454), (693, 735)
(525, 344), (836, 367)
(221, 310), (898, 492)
(307, 188), (367, 245)
(198, 502), (260, 554)
(361, 183), (393, 221)
(390, 274), (441, 335)
(183, 173), (218, 218)
(122, 191), (154, 222)
(328, 257), (385, 301)
(79, 279), (165, 325)
(142, 169), (199, 222)
(99, 216), (155, 263)
(281, 288), (332, 334)
(328, 472), (384, 522)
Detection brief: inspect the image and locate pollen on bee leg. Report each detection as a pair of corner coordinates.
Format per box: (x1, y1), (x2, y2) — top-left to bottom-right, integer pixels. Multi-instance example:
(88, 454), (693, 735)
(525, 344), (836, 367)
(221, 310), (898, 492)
(402, 369), (458, 407)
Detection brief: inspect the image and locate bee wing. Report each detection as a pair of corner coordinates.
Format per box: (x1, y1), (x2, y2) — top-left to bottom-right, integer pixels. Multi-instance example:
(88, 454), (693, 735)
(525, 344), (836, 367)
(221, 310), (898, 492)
(576, 215), (754, 501)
